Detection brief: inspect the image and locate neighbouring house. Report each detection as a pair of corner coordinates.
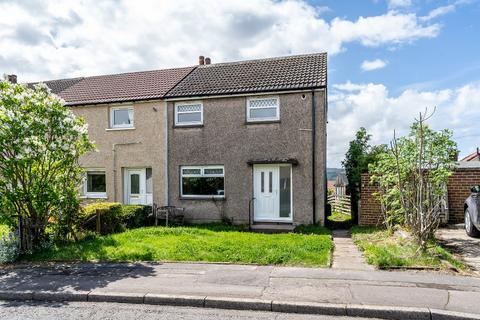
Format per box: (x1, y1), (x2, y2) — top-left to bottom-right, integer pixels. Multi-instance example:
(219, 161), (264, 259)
(461, 148), (480, 162)
(334, 173), (348, 197)
(25, 67), (194, 207)
(10, 52), (328, 228)
(327, 180), (336, 194)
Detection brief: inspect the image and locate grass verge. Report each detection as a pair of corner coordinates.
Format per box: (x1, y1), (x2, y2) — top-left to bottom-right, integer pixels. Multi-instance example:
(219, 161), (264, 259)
(351, 226), (468, 272)
(25, 224), (332, 267)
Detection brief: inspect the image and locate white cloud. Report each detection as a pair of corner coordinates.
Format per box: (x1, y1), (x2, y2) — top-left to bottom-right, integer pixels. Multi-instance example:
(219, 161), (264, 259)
(420, 5), (456, 21)
(328, 81), (480, 167)
(361, 59), (388, 71)
(387, 0), (412, 8)
(0, 0), (441, 82)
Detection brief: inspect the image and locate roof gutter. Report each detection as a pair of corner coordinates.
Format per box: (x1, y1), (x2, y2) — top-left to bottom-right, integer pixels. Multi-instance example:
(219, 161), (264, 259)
(163, 86), (327, 101)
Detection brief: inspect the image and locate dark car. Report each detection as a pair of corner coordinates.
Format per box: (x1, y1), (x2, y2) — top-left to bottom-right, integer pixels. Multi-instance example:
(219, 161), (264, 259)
(465, 185), (480, 237)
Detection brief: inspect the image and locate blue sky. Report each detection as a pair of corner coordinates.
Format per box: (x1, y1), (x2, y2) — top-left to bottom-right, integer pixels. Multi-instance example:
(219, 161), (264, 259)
(0, 0), (479, 167)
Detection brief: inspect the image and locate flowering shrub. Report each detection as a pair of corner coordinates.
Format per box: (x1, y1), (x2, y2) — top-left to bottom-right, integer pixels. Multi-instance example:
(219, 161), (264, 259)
(0, 81), (94, 250)
(0, 232), (19, 264)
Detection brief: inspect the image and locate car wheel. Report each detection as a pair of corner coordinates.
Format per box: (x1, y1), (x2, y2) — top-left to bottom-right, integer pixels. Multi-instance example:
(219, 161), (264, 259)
(465, 208), (480, 237)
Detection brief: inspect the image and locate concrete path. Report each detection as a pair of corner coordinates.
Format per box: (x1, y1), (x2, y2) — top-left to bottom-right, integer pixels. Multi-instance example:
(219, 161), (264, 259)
(331, 229), (373, 270)
(1, 262), (480, 317)
(437, 226), (480, 274)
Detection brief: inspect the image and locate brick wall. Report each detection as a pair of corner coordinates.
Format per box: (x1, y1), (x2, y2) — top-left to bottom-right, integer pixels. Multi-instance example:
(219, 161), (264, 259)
(359, 167), (480, 226)
(447, 168), (480, 223)
(359, 173), (383, 226)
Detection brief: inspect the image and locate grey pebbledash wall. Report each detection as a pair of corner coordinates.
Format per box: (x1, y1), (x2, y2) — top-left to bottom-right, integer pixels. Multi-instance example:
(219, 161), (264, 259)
(167, 90), (327, 226)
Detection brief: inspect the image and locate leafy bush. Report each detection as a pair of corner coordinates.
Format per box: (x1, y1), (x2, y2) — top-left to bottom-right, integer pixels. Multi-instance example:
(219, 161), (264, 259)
(0, 81), (94, 250)
(0, 229), (19, 264)
(81, 202), (123, 235)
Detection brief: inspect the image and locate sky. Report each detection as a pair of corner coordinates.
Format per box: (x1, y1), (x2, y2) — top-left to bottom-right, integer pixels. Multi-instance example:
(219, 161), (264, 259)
(1, 0), (479, 167)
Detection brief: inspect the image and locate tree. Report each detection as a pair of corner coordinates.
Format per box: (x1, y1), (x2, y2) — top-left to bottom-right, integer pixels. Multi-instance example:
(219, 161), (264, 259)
(342, 128), (386, 223)
(0, 81), (94, 250)
(369, 109), (457, 250)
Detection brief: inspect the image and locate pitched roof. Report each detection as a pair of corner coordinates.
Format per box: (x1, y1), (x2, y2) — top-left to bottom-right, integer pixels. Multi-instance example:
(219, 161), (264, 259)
(165, 53), (327, 98)
(335, 173), (348, 187)
(461, 148), (480, 162)
(29, 77), (84, 94)
(30, 67), (195, 106)
(26, 52), (327, 105)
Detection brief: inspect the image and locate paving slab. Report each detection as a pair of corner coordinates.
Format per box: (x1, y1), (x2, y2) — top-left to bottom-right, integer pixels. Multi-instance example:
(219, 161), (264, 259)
(332, 229), (374, 270)
(437, 227), (480, 274)
(1, 261), (480, 318)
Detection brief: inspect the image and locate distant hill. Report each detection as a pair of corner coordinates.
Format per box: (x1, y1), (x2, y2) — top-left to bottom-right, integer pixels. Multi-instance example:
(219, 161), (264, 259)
(327, 168), (345, 181)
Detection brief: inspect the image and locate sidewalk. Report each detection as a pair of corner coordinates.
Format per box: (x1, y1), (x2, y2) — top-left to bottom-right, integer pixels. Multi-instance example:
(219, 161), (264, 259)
(1, 262), (480, 319)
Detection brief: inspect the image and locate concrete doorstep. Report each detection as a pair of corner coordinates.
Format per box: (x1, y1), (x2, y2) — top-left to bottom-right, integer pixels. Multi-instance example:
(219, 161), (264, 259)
(0, 290), (479, 320)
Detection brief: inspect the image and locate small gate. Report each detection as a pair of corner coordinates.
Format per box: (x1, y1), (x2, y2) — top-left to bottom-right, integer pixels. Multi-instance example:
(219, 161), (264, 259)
(328, 194), (352, 216)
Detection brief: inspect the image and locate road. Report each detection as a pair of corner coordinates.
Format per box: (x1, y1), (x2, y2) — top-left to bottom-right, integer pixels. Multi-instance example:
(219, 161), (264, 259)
(0, 301), (377, 320)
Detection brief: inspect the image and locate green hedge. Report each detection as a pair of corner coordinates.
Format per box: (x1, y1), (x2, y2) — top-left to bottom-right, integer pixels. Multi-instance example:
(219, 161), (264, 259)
(81, 202), (123, 235)
(80, 203), (152, 234)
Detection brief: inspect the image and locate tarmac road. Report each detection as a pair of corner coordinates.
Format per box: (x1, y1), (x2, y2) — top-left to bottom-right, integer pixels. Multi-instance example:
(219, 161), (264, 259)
(0, 300), (378, 320)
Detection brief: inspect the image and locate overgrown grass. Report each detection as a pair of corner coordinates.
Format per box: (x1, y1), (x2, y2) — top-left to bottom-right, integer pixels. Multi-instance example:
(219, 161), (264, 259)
(351, 226), (468, 271)
(25, 224), (332, 267)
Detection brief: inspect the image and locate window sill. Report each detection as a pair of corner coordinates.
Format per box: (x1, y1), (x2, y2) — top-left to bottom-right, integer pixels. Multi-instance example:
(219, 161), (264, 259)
(173, 124), (204, 129)
(245, 120), (281, 125)
(80, 195), (108, 199)
(106, 127), (135, 131)
(179, 196), (226, 201)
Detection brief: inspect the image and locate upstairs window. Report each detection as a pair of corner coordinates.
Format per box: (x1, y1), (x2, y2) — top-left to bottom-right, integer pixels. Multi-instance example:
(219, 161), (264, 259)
(175, 102), (203, 126)
(246, 97), (280, 122)
(180, 166), (224, 198)
(110, 106), (134, 128)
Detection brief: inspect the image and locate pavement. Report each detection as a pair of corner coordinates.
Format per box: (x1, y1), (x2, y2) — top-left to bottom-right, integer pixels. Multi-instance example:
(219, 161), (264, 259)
(0, 300), (380, 320)
(437, 225), (480, 274)
(331, 229), (373, 270)
(1, 262), (480, 320)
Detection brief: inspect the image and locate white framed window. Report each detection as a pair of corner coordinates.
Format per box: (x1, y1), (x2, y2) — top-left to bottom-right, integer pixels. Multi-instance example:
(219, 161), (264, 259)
(246, 97), (280, 122)
(175, 102), (203, 126)
(82, 169), (107, 198)
(110, 106), (134, 128)
(180, 165), (224, 198)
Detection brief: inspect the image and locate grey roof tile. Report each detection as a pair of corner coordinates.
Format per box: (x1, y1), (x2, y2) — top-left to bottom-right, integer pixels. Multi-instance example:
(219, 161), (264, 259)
(166, 53), (327, 98)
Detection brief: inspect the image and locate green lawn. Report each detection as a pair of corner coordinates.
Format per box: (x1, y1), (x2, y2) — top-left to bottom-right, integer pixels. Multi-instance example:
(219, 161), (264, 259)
(26, 224), (333, 267)
(327, 211), (352, 223)
(351, 226), (467, 271)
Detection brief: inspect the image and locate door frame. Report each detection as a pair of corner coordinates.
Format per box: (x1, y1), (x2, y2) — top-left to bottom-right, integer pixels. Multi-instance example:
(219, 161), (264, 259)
(123, 167), (151, 205)
(253, 164), (293, 222)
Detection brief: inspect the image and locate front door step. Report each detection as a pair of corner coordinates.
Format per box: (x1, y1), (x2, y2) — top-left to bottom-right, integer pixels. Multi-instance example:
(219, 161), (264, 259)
(250, 223), (295, 233)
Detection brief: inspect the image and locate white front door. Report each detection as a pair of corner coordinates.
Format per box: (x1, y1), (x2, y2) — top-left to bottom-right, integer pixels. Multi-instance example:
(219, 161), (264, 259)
(253, 164), (292, 222)
(126, 169), (146, 205)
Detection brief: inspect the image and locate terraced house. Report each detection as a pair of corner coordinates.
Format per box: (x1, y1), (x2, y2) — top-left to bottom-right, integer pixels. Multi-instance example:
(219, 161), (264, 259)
(21, 52), (328, 228)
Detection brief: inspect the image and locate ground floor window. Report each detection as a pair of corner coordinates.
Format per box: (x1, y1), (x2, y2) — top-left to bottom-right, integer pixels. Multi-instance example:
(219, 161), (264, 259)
(83, 169), (107, 198)
(181, 165), (225, 198)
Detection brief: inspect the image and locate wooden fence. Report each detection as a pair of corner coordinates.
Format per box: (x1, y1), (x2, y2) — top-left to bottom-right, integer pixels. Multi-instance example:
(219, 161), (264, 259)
(328, 194), (351, 216)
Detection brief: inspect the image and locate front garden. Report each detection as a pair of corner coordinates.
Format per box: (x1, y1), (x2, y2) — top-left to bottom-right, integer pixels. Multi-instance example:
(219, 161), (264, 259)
(342, 112), (468, 273)
(351, 226), (467, 271)
(26, 223), (332, 267)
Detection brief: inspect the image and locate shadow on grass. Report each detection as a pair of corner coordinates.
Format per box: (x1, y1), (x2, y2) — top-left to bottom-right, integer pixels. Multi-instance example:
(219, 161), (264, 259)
(294, 224), (331, 235)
